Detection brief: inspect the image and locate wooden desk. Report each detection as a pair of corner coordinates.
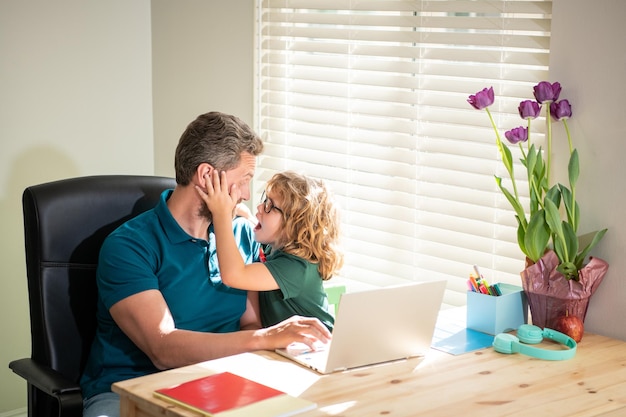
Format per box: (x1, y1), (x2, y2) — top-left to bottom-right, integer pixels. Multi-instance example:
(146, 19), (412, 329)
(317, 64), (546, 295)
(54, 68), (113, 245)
(113, 332), (626, 417)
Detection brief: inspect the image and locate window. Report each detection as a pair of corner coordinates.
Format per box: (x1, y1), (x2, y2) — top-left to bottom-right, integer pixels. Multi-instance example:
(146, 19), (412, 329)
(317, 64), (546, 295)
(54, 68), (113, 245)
(254, 0), (552, 307)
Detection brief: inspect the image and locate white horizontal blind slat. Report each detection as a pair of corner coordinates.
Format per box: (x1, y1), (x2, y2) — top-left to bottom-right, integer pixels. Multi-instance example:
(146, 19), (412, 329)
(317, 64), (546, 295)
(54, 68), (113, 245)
(255, 0), (552, 307)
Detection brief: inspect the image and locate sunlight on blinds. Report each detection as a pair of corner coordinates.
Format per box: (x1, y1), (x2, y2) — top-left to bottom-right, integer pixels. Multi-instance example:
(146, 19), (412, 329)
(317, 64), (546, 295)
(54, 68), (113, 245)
(255, 0), (552, 307)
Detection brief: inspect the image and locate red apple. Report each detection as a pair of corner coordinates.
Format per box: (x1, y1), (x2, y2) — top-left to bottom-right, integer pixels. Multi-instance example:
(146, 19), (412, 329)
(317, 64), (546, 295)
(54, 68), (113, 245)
(554, 314), (584, 343)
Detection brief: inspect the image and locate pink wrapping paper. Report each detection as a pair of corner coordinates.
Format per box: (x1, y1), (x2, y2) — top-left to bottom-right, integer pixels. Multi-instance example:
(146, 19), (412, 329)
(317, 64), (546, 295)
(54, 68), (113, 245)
(520, 250), (609, 329)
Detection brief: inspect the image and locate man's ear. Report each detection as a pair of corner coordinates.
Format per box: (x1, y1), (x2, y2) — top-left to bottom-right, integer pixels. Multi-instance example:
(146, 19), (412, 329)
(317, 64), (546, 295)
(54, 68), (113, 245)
(196, 163), (214, 186)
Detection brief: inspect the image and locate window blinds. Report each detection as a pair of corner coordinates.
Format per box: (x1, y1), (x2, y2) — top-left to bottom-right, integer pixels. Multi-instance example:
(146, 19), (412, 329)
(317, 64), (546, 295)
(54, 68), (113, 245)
(254, 0), (552, 307)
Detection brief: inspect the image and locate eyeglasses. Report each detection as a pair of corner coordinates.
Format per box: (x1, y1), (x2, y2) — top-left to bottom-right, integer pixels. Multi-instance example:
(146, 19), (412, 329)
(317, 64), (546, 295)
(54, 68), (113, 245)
(261, 191), (284, 215)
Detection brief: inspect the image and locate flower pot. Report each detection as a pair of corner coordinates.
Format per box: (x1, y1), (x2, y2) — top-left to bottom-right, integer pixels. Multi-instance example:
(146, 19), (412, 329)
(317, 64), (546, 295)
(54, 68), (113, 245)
(520, 250), (609, 329)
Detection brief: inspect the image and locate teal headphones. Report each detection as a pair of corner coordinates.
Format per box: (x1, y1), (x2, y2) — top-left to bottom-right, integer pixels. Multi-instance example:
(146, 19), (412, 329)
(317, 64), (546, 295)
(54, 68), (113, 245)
(492, 324), (577, 360)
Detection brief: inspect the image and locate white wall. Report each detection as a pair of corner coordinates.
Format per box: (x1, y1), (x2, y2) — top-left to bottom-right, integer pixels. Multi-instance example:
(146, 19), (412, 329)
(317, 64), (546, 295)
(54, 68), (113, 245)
(151, 0), (255, 177)
(549, 0), (626, 340)
(0, 0), (154, 412)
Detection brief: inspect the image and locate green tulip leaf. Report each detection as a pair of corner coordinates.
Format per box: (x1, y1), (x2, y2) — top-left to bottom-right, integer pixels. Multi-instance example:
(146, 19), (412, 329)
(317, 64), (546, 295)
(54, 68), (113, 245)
(574, 228), (608, 268)
(495, 176), (527, 228)
(524, 210), (550, 262)
(498, 138), (515, 178)
(553, 235), (566, 264)
(568, 149), (580, 189)
(545, 185), (561, 207)
(516, 217), (528, 258)
(544, 198), (562, 235)
(561, 221), (578, 262)
(559, 185), (580, 232)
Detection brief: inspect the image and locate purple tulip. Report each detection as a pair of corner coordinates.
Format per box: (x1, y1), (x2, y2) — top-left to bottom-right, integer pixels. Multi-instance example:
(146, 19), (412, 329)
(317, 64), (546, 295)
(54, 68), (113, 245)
(550, 99), (572, 121)
(518, 100), (541, 120)
(468, 87), (495, 110)
(505, 126), (528, 144)
(533, 81), (561, 104)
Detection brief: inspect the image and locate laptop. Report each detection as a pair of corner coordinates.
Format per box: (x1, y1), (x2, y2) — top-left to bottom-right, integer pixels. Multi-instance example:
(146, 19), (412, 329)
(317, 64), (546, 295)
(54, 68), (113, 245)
(275, 280), (446, 374)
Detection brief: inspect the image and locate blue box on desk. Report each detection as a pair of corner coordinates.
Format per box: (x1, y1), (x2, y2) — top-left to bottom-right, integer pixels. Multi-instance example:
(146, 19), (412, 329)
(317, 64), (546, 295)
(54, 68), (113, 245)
(466, 283), (528, 335)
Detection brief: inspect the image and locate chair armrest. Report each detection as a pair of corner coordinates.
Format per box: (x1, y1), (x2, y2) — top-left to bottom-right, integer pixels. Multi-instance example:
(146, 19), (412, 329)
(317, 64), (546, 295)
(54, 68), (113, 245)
(9, 358), (81, 396)
(9, 357), (83, 417)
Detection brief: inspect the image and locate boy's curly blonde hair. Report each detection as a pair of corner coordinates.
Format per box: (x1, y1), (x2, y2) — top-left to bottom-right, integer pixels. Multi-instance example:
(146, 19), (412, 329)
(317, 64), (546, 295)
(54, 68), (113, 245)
(266, 171), (344, 280)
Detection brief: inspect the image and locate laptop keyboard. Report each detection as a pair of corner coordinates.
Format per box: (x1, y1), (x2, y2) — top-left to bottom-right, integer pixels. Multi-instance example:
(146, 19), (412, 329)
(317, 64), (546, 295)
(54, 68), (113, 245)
(285, 340), (329, 355)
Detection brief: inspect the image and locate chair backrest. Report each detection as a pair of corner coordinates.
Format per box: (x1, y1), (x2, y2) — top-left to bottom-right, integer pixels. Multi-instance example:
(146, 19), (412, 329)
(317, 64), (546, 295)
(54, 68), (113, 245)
(23, 175), (176, 384)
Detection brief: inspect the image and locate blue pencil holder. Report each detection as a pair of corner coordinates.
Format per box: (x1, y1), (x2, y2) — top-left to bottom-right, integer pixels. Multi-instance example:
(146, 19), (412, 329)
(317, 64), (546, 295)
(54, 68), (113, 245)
(466, 283), (528, 335)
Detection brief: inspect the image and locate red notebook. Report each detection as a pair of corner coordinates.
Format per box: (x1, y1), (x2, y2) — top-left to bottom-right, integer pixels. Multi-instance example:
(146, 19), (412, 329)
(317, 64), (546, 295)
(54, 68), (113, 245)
(153, 372), (316, 417)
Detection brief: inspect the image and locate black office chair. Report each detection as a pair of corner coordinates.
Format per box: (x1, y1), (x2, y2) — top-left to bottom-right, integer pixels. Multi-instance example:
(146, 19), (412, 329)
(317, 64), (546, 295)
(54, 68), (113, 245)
(8, 175), (176, 417)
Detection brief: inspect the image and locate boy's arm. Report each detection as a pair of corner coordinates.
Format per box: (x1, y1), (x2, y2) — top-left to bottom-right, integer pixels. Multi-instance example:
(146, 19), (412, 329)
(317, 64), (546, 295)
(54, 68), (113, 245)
(196, 170), (279, 291)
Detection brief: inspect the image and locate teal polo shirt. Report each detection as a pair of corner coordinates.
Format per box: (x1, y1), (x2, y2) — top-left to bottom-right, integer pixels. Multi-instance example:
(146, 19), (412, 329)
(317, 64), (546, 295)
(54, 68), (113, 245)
(80, 190), (260, 400)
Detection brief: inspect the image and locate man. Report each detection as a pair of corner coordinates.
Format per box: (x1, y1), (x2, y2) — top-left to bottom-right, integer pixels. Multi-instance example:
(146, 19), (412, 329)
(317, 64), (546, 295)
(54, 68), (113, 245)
(80, 112), (330, 417)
